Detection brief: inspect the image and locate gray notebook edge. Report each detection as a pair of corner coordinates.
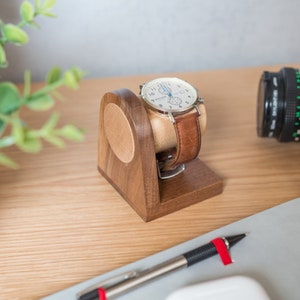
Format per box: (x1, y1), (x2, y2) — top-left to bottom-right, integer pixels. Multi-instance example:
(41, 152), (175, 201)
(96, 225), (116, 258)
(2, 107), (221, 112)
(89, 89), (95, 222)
(42, 197), (300, 300)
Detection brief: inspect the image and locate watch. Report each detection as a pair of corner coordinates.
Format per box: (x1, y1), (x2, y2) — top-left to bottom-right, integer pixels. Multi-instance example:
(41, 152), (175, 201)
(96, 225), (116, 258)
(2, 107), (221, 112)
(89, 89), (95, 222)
(140, 77), (203, 179)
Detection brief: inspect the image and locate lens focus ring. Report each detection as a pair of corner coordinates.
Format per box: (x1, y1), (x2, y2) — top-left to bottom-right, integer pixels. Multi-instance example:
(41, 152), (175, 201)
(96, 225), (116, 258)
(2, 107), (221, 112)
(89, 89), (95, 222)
(279, 68), (298, 142)
(257, 67), (300, 142)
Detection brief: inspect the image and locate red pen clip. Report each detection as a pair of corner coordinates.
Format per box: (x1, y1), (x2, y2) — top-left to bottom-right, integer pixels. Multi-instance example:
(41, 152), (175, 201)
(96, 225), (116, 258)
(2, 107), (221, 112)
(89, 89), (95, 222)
(97, 288), (107, 300)
(211, 237), (233, 265)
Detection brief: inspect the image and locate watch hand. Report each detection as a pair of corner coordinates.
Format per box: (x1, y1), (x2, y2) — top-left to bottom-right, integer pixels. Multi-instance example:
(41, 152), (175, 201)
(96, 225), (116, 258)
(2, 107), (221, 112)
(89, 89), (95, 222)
(159, 84), (173, 97)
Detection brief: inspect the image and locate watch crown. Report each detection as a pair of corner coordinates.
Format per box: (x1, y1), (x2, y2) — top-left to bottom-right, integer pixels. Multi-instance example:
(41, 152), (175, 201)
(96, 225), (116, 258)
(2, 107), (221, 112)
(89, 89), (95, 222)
(198, 97), (204, 104)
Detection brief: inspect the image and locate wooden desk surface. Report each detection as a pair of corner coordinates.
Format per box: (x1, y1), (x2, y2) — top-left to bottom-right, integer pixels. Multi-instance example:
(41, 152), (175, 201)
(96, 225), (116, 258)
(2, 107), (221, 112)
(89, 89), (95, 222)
(1, 66), (299, 300)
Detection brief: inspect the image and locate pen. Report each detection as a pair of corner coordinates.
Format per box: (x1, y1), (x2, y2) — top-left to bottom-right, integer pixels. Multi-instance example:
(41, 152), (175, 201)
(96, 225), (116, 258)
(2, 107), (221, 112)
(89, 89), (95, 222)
(77, 233), (247, 300)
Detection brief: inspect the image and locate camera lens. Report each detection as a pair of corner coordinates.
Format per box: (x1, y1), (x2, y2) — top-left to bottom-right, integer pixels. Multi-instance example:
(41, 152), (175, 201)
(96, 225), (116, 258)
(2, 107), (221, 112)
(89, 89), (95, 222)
(257, 67), (300, 142)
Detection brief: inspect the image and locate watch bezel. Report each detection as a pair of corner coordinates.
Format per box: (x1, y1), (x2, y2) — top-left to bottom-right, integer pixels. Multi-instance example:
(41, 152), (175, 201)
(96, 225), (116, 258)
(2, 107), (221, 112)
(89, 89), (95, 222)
(140, 77), (199, 114)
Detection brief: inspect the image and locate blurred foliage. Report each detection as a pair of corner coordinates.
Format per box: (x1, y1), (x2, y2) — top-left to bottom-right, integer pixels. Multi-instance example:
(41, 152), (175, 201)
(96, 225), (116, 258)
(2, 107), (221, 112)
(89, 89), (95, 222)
(0, 0), (86, 169)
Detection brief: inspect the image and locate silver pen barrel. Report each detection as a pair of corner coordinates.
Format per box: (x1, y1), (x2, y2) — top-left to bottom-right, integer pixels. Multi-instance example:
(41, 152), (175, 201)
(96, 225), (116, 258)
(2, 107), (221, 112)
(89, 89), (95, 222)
(106, 256), (188, 298)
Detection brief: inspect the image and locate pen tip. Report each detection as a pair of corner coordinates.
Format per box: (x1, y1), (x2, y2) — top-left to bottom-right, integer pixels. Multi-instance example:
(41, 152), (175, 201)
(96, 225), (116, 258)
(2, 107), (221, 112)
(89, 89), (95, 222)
(225, 233), (247, 247)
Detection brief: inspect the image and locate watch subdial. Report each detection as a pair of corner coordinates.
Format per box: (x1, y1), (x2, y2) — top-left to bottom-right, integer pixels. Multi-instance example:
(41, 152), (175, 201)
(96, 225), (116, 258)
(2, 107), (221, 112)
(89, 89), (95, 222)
(168, 97), (182, 107)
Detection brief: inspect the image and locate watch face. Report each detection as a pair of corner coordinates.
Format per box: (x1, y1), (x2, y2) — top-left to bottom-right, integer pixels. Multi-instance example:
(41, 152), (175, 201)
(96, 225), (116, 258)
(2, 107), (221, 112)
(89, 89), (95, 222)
(141, 77), (198, 113)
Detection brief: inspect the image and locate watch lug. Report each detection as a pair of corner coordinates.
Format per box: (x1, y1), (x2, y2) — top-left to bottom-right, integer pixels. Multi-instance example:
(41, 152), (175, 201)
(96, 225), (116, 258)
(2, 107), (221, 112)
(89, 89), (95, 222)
(193, 104), (201, 116)
(139, 84), (144, 94)
(168, 112), (175, 123)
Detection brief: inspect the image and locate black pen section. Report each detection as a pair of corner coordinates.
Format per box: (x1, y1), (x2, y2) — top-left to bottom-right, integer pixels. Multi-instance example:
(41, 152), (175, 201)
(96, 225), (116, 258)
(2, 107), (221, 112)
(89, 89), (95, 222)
(183, 234), (246, 266)
(78, 289), (98, 300)
(183, 241), (218, 266)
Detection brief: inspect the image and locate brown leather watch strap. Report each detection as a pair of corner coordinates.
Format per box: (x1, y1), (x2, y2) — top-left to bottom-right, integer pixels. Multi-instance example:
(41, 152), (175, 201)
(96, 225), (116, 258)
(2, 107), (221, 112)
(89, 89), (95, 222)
(162, 110), (201, 170)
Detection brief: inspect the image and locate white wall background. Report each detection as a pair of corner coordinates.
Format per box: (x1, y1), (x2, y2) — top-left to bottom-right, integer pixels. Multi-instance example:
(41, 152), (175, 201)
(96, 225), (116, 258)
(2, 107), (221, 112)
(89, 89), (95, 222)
(1, 0), (300, 82)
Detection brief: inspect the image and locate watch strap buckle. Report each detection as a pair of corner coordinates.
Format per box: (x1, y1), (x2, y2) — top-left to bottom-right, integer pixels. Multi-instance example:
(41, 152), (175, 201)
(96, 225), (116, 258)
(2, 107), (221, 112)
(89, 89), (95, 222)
(157, 161), (185, 180)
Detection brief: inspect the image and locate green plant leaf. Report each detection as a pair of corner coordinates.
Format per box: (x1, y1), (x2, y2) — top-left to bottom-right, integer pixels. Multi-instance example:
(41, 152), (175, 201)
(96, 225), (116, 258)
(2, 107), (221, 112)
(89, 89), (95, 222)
(14, 128), (42, 153)
(0, 119), (6, 135)
(71, 67), (87, 81)
(12, 120), (25, 145)
(57, 124), (85, 141)
(41, 12), (56, 18)
(0, 136), (15, 148)
(12, 124), (43, 153)
(63, 70), (79, 89)
(0, 152), (19, 169)
(26, 94), (54, 111)
(20, 1), (34, 22)
(2, 24), (29, 45)
(0, 82), (21, 114)
(42, 0), (57, 10)
(46, 67), (61, 84)
(42, 112), (59, 133)
(0, 44), (8, 68)
(51, 89), (64, 101)
(17, 133), (42, 153)
(36, 0), (56, 17)
(23, 70), (31, 97)
(35, 0), (41, 10)
(44, 134), (65, 148)
(27, 20), (40, 29)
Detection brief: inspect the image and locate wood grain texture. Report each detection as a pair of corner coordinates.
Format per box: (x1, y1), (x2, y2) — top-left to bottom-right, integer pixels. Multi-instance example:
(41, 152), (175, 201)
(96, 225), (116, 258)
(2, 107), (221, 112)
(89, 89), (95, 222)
(103, 102), (135, 163)
(98, 89), (159, 219)
(1, 66), (300, 299)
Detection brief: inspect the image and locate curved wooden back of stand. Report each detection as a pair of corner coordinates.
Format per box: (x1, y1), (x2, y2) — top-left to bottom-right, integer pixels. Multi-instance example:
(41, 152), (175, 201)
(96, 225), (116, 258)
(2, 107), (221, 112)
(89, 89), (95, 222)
(98, 89), (223, 222)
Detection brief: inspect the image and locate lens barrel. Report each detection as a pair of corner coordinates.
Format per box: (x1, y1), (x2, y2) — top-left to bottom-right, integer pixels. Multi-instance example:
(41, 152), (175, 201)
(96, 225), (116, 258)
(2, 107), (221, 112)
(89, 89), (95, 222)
(257, 67), (300, 142)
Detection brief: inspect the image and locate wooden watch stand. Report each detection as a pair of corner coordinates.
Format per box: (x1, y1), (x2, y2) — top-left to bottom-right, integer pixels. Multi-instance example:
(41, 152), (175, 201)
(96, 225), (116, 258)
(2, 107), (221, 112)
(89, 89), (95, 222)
(97, 88), (223, 222)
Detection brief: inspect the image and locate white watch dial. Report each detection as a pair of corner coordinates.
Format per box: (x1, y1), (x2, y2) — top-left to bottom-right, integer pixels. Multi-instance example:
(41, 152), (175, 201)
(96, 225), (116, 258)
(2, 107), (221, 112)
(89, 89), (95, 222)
(141, 77), (198, 113)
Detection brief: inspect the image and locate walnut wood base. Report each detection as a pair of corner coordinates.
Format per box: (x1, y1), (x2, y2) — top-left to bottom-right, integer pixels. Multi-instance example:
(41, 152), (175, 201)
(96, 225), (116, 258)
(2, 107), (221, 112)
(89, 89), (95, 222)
(98, 89), (223, 222)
